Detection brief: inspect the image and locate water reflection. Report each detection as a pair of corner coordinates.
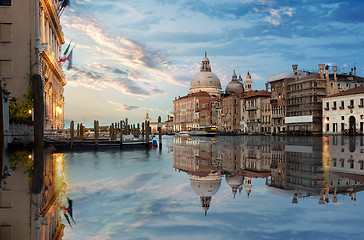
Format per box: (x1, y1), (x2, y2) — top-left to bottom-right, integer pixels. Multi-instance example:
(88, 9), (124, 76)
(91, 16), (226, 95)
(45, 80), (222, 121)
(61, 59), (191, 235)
(173, 136), (364, 213)
(0, 146), (67, 239)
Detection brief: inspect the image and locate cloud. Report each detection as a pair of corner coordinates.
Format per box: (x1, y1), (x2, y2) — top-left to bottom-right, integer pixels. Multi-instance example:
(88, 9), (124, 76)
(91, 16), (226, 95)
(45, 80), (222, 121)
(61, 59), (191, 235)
(108, 101), (139, 111)
(65, 66), (164, 97)
(62, 14), (185, 87)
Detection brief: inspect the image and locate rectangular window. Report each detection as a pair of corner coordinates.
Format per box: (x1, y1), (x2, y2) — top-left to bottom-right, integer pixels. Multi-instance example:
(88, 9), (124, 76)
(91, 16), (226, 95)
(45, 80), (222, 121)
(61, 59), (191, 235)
(0, 0), (11, 6)
(0, 60), (12, 78)
(341, 123), (345, 132)
(340, 101), (344, 109)
(333, 123), (337, 132)
(0, 191), (13, 208)
(333, 101), (337, 109)
(0, 23), (12, 42)
(341, 116), (344, 120)
(0, 226), (13, 240)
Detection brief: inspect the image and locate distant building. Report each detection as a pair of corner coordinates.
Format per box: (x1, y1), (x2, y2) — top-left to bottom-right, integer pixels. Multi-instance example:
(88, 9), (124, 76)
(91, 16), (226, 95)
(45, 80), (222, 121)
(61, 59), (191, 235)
(267, 72), (294, 134)
(285, 64), (364, 135)
(241, 90), (271, 134)
(0, 0), (67, 129)
(323, 86), (364, 135)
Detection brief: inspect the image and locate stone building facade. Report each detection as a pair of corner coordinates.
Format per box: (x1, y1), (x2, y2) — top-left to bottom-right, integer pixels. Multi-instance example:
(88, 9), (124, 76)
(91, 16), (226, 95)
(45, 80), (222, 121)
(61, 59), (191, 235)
(323, 86), (364, 135)
(0, 0), (66, 129)
(285, 64), (364, 135)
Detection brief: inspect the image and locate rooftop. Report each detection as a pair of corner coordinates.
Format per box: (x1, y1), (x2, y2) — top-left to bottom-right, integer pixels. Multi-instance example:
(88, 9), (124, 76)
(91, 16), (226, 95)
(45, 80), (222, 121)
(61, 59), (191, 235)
(326, 85), (364, 98)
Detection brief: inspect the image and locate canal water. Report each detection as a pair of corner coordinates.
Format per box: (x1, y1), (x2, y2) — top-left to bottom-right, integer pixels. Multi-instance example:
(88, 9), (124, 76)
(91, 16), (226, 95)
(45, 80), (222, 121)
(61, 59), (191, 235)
(61, 135), (364, 240)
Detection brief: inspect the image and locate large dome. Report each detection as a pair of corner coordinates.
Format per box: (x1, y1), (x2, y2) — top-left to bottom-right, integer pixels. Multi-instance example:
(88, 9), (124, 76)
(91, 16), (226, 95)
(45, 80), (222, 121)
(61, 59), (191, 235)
(226, 71), (244, 94)
(189, 53), (222, 96)
(189, 172), (222, 197)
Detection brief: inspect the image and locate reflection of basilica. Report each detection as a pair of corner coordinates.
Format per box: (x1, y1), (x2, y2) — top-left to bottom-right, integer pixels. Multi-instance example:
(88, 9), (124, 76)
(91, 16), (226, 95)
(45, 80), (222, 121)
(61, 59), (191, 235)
(173, 136), (274, 214)
(173, 135), (364, 213)
(0, 147), (67, 239)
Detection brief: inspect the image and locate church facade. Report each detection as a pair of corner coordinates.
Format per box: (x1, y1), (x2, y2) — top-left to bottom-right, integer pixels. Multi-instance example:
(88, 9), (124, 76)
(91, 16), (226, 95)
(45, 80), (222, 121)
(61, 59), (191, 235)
(173, 54), (270, 133)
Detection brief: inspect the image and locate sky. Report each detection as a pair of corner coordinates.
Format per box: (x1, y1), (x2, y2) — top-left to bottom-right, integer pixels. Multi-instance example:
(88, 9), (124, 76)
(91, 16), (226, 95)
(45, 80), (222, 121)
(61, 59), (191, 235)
(61, 0), (364, 127)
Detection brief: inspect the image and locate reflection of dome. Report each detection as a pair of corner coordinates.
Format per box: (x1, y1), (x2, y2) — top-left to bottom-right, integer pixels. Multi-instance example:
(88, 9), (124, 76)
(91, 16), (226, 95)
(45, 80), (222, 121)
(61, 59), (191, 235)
(190, 172), (222, 197)
(189, 53), (222, 96)
(225, 174), (244, 198)
(226, 70), (244, 94)
(190, 171), (222, 215)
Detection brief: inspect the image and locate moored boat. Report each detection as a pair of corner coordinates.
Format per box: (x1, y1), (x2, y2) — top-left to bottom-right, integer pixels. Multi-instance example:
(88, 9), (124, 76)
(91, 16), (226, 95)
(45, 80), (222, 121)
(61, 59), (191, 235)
(188, 127), (218, 136)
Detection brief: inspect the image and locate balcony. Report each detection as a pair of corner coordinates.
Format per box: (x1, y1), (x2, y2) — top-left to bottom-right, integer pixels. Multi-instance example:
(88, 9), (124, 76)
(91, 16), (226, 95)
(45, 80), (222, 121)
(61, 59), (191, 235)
(359, 104), (364, 108)
(324, 107), (329, 110)
(331, 107), (337, 110)
(272, 113), (283, 119)
(339, 106), (344, 110)
(348, 105), (354, 109)
(246, 106), (257, 111)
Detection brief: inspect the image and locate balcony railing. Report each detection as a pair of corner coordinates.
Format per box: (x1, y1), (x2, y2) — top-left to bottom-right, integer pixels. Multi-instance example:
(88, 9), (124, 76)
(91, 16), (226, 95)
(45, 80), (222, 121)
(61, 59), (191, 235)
(331, 106), (337, 110)
(359, 104), (364, 108)
(272, 113), (283, 119)
(348, 105), (354, 109)
(246, 106), (257, 111)
(339, 106), (344, 109)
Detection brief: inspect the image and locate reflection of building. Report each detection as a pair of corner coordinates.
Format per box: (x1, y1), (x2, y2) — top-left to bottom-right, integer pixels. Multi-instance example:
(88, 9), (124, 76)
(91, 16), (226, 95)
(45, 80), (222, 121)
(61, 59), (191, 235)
(323, 86), (364, 135)
(269, 136), (364, 204)
(0, 0), (67, 129)
(173, 136), (273, 212)
(0, 148), (66, 239)
(173, 135), (364, 208)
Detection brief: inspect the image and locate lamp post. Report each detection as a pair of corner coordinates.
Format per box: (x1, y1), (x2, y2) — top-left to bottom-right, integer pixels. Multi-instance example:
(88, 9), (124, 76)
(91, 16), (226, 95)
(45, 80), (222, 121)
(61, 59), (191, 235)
(324, 118), (329, 137)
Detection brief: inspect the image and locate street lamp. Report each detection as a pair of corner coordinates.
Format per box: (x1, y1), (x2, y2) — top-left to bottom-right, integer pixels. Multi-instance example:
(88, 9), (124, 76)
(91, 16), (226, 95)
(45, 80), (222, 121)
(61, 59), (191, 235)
(324, 118), (329, 137)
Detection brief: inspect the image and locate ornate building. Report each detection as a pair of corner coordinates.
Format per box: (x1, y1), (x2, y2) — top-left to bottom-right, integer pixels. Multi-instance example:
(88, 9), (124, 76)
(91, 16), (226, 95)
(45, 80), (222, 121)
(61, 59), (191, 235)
(0, 0), (66, 129)
(173, 54), (222, 131)
(285, 64), (364, 135)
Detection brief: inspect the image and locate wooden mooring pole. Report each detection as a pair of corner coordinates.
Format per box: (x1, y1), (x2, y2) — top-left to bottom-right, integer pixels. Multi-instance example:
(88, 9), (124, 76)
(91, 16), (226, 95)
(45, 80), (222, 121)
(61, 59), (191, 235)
(70, 121), (74, 150)
(32, 74), (44, 194)
(94, 120), (99, 148)
(145, 120), (150, 148)
(120, 120), (123, 148)
(158, 116), (162, 150)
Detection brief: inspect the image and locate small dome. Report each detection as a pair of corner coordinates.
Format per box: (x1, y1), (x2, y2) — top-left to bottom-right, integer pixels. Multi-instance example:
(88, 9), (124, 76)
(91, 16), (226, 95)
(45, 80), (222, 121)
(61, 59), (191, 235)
(226, 70), (244, 94)
(225, 175), (244, 188)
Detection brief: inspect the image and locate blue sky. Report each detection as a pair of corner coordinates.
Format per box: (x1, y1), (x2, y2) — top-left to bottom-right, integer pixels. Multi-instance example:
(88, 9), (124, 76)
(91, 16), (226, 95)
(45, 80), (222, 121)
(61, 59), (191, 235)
(61, 0), (364, 127)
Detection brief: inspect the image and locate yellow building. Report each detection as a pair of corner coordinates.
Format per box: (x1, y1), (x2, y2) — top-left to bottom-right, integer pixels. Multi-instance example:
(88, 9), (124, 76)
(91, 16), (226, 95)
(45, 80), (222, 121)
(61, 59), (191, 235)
(0, 0), (66, 129)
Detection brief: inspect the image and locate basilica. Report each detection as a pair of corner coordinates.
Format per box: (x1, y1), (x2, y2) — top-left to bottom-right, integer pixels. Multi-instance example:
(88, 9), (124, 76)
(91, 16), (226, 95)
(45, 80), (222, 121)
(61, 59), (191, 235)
(173, 53), (271, 134)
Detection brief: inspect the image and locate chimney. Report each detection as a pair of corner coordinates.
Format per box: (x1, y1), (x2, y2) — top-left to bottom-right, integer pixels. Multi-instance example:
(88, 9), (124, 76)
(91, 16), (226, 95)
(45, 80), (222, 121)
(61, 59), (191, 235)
(350, 68), (353, 76)
(354, 66), (357, 76)
(168, 115), (170, 121)
(325, 65), (329, 79)
(292, 64), (298, 80)
(319, 64), (325, 79)
(298, 70), (302, 79)
(333, 66), (337, 81)
(265, 82), (268, 92)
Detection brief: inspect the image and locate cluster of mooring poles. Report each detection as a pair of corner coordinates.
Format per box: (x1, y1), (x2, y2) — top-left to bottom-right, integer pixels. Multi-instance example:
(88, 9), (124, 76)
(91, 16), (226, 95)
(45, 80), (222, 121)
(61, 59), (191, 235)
(67, 116), (163, 151)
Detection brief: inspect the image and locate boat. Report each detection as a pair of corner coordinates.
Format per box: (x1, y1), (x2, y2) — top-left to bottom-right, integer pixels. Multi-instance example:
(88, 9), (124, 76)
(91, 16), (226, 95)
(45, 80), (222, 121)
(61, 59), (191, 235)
(188, 127), (218, 136)
(45, 135), (156, 150)
(177, 131), (190, 137)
